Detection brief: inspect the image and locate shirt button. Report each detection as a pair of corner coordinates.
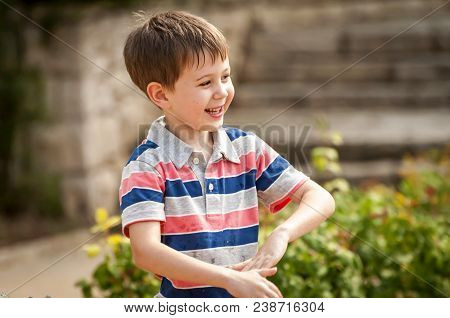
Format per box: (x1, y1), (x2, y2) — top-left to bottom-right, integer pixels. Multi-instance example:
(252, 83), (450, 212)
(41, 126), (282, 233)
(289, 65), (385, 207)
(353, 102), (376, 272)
(208, 183), (214, 192)
(192, 157), (200, 165)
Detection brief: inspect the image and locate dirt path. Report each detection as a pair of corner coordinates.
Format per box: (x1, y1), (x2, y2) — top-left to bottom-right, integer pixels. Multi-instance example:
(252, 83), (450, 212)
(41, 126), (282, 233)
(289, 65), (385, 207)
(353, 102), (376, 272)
(0, 228), (105, 298)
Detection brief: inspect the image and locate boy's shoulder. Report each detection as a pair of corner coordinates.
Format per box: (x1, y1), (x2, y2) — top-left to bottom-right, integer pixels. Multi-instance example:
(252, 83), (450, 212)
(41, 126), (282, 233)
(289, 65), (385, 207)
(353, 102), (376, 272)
(222, 125), (269, 154)
(123, 137), (164, 172)
(222, 125), (257, 142)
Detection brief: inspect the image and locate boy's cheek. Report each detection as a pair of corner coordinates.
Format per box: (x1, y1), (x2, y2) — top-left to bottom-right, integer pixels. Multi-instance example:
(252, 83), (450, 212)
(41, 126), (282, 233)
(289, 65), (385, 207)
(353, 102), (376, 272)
(226, 87), (235, 105)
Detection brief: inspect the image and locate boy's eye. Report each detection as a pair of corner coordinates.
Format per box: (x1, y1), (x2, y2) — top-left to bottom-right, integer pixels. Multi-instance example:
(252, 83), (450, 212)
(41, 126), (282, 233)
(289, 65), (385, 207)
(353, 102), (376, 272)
(199, 75), (231, 87)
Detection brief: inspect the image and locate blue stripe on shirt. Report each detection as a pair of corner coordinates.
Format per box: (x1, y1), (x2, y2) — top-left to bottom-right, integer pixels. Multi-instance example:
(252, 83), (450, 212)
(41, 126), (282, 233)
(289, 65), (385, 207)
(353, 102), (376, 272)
(120, 188), (163, 211)
(224, 127), (248, 142)
(164, 170), (257, 197)
(256, 155), (290, 192)
(126, 140), (158, 164)
(165, 179), (203, 198)
(160, 281), (234, 298)
(162, 225), (259, 251)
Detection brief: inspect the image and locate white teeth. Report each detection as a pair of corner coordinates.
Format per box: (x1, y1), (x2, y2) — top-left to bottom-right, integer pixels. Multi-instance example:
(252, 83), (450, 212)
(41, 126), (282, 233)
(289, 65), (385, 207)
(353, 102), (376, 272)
(205, 106), (223, 115)
(206, 106), (222, 111)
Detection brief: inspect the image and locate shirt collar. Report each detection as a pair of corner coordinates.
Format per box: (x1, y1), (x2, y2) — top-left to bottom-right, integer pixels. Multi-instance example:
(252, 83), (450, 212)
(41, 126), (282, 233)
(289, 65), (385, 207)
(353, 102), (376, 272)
(147, 115), (240, 169)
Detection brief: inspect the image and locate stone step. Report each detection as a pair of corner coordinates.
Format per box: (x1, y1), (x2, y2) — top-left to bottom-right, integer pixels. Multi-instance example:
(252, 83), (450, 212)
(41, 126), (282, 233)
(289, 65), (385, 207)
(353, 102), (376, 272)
(249, 17), (450, 55)
(226, 105), (449, 185)
(225, 105), (450, 154)
(252, 0), (448, 31)
(242, 56), (450, 82)
(234, 81), (450, 109)
(341, 18), (450, 53)
(248, 50), (450, 67)
(274, 143), (442, 186)
(279, 142), (445, 166)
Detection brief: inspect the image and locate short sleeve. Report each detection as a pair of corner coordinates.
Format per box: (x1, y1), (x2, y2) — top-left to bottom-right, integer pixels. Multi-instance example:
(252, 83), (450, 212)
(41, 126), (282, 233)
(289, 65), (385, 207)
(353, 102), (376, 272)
(255, 136), (310, 214)
(119, 160), (166, 238)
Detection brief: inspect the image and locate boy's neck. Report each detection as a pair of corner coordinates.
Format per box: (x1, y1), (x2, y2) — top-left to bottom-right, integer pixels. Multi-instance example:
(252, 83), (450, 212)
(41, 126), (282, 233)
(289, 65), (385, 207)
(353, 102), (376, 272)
(163, 115), (214, 153)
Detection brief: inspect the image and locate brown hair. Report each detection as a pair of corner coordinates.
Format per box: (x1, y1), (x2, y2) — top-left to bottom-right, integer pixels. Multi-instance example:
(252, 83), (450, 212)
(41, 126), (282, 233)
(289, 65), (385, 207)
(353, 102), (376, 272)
(123, 10), (229, 96)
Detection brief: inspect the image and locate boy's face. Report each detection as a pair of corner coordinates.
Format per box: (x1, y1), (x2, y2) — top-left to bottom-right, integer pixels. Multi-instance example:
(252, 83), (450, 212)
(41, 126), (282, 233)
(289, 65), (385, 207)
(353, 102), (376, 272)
(163, 53), (234, 132)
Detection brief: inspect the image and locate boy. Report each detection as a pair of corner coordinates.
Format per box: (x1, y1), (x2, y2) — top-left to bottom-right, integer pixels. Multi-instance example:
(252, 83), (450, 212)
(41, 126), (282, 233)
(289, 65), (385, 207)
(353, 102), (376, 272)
(119, 11), (335, 298)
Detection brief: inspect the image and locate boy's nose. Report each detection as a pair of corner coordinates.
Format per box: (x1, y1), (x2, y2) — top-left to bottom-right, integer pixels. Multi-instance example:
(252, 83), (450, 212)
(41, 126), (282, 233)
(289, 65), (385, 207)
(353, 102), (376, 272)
(214, 83), (228, 99)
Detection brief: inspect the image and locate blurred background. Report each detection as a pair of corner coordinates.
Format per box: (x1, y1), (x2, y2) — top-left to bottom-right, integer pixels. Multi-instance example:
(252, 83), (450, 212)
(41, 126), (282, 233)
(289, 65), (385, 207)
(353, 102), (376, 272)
(0, 0), (448, 297)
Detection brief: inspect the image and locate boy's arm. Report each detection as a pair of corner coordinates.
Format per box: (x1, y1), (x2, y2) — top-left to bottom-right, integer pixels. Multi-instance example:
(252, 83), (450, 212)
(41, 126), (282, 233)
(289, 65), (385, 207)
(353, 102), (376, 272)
(231, 180), (335, 272)
(277, 179), (336, 242)
(129, 221), (235, 290)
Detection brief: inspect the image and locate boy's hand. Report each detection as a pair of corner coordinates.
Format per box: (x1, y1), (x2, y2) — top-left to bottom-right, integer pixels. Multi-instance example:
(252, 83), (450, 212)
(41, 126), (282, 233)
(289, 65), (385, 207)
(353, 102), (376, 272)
(227, 228), (289, 272)
(225, 267), (283, 298)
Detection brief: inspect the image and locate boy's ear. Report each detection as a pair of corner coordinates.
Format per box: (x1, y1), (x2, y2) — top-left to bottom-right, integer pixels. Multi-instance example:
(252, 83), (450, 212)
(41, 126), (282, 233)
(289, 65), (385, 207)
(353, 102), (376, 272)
(146, 82), (170, 110)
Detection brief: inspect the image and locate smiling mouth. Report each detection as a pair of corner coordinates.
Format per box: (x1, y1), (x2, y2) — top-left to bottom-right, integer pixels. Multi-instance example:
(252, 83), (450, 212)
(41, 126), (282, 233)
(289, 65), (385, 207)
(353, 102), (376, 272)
(204, 105), (224, 116)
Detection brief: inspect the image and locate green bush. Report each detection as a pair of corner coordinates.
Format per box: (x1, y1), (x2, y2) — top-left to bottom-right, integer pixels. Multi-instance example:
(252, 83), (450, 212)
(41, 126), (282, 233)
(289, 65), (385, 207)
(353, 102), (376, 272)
(75, 209), (160, 297)
(265, 147), (449, 297)
(76, 238), (160, 297)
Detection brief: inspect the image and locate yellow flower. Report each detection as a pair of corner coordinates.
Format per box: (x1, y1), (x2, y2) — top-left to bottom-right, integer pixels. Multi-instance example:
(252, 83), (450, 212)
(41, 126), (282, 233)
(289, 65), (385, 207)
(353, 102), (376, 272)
(312, 147), (339, 161)
(90, 208), (121, 233)
(95, 208), (108, 224)
(107, 234), (124, 250)
(394, 192), (411, 208)
(83, 244), (100, 258)
(313, 156), (327, 172)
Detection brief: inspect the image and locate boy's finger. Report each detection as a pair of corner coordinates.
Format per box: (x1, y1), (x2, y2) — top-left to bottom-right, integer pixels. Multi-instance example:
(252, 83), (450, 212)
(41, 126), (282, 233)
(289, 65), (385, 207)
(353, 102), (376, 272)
(243, 261), (259, 271)
(242, 262), (254, 271)
(256, 267), (277, 277)
(229, 258), (252, 271)
(267, 280), (283, 298)
(254, 256), (267, 269)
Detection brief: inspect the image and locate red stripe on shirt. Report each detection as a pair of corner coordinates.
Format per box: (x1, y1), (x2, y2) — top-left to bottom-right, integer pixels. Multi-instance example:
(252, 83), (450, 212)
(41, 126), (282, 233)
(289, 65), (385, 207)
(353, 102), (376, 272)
(268, 178), (309, 213)
(256, 147), (278, 179)
(161, 206), (259, 234)
(119, 171), (164, 204)
(155, 161), (197, 181)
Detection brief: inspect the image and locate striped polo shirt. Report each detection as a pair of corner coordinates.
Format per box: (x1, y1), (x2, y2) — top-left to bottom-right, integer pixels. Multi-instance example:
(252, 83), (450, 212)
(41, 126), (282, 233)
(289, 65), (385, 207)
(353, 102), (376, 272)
(119, 115), (310, 298)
